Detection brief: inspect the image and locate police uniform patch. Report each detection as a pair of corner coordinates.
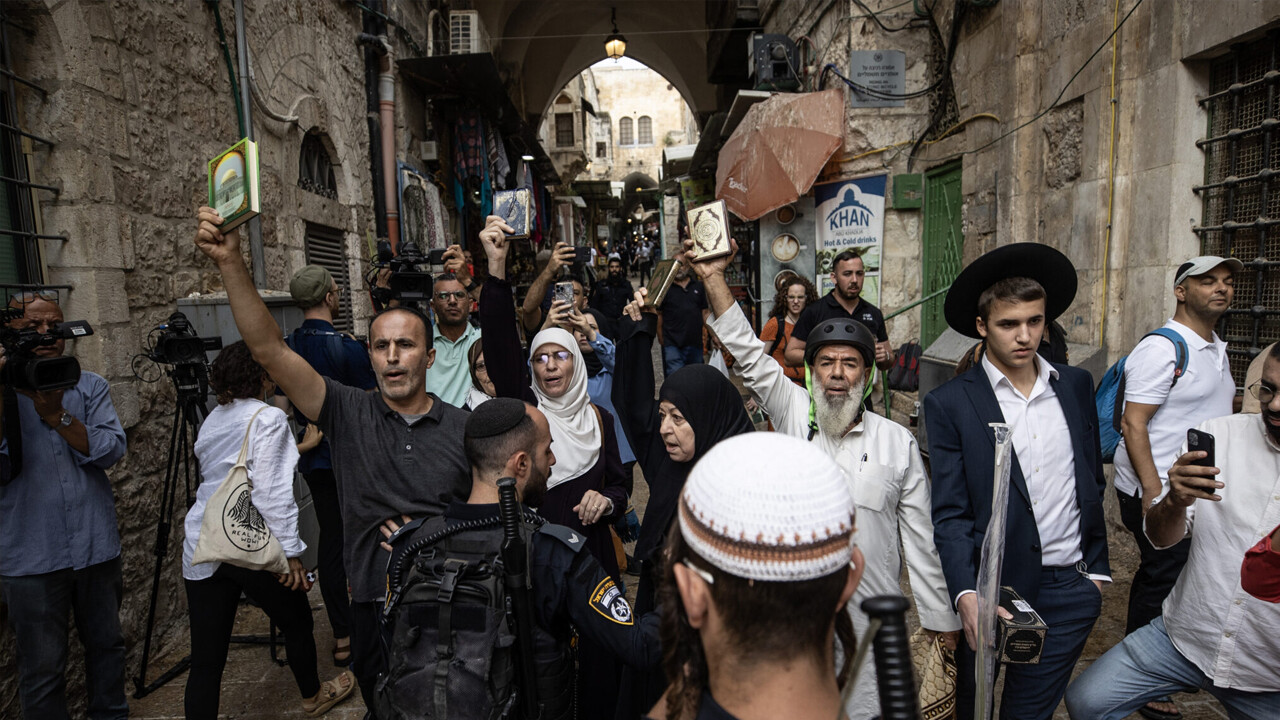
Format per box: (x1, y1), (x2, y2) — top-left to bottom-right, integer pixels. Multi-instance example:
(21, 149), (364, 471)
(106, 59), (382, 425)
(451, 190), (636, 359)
(588, 577), (634, 625)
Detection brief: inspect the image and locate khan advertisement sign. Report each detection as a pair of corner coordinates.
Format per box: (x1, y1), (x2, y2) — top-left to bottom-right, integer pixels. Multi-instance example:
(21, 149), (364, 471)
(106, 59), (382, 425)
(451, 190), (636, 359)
(814, 174), (886, 305)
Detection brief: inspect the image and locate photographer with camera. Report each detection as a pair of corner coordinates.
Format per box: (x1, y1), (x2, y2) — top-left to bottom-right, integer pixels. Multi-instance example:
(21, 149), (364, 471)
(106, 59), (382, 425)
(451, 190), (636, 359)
(194, 207), (472, 716)
(0, 291), (129, 719)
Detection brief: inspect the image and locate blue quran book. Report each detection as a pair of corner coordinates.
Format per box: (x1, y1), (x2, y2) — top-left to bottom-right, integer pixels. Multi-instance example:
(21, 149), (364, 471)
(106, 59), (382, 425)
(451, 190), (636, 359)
(494, 188), (531, 239)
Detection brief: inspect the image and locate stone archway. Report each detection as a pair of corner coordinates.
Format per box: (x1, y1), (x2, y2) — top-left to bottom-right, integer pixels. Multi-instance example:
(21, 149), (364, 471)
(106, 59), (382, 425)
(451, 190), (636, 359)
(464, 1), (718, 127)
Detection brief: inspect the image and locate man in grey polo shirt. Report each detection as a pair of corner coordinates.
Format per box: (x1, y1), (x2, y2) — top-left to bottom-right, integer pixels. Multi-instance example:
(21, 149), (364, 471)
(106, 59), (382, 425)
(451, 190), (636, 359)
(195, 206), (470, 718)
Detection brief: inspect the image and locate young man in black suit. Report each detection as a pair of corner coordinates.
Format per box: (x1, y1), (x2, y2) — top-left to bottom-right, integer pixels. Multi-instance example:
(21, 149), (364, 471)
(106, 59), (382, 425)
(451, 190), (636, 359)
(924, 243), (1110, 720)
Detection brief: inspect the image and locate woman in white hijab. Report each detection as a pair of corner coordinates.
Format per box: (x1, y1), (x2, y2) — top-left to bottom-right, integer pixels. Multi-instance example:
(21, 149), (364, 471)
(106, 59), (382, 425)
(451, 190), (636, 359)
(527, 327), (628, 580)
(527, 327), (630, 720)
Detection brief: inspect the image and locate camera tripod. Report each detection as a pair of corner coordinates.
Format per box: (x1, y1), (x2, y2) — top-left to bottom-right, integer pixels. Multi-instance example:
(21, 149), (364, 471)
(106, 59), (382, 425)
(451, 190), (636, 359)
(131, 363), (286, 698)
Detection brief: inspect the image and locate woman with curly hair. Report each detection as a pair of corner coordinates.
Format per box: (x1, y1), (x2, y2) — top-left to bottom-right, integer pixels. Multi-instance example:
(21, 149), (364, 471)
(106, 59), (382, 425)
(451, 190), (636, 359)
(182, 341), (354, 718)
(759, 274), (818, 386)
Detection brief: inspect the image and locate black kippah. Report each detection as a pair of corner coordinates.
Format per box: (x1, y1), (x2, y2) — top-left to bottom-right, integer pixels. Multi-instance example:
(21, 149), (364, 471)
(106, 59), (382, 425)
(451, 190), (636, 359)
(465, 398), (527, 439)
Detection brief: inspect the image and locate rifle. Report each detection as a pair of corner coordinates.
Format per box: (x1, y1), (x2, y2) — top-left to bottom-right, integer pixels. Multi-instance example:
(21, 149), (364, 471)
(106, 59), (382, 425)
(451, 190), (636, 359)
(498, 477), (542, 720)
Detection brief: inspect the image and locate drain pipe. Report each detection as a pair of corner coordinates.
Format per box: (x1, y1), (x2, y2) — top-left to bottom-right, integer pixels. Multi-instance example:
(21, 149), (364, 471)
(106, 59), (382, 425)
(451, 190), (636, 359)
(378, 45), (400, 251)
(359, 5), (388, 245)
(234, 0), (266, 287)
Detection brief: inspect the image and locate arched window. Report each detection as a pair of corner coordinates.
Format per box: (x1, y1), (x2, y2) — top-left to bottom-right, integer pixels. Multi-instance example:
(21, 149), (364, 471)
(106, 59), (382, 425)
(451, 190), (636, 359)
(299, 132), (337, 199)
(637, 116), (653, 145)
(619, 117), (633, 146)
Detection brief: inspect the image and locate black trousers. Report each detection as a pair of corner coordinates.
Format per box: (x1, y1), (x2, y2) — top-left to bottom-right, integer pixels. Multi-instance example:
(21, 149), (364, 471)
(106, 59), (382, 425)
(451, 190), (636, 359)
(1117, 486), (1192, 634)
(304, 468), (351, 639)
(351, 600), (387, 718)
(184, 563), (320, 719)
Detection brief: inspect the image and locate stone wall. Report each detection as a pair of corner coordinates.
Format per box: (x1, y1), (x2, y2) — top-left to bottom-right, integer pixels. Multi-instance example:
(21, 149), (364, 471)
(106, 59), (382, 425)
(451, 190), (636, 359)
(0, 0), (404, 713)
(763, 0), (937, 345)
(765, 0), (1280, 365)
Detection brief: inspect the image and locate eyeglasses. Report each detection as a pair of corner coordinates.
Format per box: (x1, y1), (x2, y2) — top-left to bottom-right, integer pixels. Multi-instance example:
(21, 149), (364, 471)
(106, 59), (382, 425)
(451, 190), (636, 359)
(1249, 380), (1276, 405)
(681, 558), (715, 585)
(434, 290), (468, 301)
(9, 290), (58, 304)
(532, 350), (572, 365)
(474, 361), (488, 374)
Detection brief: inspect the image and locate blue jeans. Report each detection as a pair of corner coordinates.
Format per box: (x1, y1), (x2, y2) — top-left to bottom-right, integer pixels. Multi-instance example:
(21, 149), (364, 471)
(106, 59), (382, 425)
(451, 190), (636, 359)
(663, 344), (703, 376)
(0, 557), (128, 720)
(956, 566), (1102, 720)
(1065, 616), (1280, 720)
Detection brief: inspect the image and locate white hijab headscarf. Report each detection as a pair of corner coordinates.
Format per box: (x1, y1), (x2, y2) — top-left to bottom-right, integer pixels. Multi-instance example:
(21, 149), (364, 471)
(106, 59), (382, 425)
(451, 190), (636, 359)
(529, 328), (602, 489)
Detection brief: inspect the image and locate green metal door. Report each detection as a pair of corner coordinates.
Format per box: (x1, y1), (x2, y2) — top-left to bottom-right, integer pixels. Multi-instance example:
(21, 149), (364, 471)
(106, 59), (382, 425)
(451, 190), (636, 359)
(921, 162), (963, 346)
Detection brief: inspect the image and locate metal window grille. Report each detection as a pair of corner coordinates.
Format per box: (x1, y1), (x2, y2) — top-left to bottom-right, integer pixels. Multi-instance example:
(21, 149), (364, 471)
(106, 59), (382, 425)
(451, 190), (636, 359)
(299, 132), (337, 199)
(1193, 30), (1280, 385)
(304, 223), (353, 334)
(637, 116), (652, 145)
(619, 117), (633, 146)
(555, 113), (574, 147)
(0, 11), (56, 285)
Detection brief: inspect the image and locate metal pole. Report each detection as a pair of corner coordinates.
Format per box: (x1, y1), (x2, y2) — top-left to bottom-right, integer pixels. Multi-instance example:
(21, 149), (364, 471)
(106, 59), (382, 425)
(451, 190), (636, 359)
(234, 0), (266, 288)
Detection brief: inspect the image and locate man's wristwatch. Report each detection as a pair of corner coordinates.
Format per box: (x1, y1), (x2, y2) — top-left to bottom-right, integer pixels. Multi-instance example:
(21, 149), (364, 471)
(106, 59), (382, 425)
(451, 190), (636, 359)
(49, 410), (72, 428)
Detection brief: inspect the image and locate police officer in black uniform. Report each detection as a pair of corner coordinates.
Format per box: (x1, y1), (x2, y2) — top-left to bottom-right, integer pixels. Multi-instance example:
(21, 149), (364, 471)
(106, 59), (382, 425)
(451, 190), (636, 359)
(382, 398), (660, 719)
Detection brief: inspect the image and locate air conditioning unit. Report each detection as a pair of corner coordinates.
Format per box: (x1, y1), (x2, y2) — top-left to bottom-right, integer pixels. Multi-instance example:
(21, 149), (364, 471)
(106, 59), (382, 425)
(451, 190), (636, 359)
(450, 11), (490, 55)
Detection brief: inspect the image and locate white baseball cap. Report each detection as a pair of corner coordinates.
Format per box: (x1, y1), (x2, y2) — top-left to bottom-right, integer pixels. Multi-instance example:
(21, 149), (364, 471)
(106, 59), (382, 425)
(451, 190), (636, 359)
(1175, 255), (1244, 285)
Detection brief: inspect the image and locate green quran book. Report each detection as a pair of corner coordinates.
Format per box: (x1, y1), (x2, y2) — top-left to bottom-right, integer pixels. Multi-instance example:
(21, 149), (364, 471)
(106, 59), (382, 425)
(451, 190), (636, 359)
(208, 138), (260, 231)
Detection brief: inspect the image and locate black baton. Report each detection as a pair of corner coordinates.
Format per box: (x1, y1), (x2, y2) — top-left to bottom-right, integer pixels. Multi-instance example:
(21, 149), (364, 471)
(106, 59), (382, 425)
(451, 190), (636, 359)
(862, 595), (921, 720)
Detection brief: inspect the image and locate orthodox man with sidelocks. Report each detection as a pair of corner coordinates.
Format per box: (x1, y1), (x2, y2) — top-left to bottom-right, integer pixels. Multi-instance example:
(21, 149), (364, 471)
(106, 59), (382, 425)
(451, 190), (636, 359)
(925, 243), (1110, 720)
(686, 237), (959, 720)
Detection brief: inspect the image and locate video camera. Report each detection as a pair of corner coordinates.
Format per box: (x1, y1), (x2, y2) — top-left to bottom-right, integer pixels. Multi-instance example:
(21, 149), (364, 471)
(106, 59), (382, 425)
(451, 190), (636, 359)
(132, 311), (222, 399)
(145, 312), (222, 367)
(371, 239), (442, 305)
(0, 306), (93, 392)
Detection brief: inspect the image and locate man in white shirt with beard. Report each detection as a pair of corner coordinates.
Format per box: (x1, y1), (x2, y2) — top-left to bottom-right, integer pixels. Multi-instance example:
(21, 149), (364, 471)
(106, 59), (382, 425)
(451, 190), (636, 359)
(680, 238), (959, 720)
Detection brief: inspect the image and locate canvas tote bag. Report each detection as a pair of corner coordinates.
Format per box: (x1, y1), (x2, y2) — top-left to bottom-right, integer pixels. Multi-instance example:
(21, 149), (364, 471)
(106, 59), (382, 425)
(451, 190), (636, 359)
(191, 405), (290, 574)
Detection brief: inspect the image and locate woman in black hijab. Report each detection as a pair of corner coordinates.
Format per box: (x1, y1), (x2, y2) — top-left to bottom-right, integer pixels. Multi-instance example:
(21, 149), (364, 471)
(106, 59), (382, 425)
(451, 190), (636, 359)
(611, 289), (755, 720)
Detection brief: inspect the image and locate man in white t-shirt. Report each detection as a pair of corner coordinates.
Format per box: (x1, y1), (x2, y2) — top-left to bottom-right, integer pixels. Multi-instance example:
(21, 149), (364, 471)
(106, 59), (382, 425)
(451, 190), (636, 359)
(1113, 255), (1240, 719)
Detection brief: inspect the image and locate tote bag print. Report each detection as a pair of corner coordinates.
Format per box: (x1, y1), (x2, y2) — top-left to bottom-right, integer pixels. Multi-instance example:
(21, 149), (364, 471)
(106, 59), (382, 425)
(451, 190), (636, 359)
(192, 406), (289, 574)
(223, 480), (273, 552)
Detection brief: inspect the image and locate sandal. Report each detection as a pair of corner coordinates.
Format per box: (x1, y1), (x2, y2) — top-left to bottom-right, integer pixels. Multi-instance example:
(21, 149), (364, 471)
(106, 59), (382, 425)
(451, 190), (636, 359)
(332, 638), (352, 667)
(302, 669), (355, 717)
(1137, 698), (1182, 720)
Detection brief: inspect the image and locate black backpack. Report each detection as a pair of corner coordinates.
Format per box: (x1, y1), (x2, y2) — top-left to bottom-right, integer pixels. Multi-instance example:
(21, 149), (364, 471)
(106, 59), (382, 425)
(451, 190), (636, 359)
(888, 340), (923, 392)
(377, 510), (559, 720)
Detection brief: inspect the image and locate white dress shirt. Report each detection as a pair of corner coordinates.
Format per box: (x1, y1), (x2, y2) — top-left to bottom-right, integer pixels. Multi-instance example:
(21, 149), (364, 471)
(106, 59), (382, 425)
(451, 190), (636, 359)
(981, 354), (1090, 569)
(1114, 319), (1234, 496)
(184, 398), (304, 581)
(709, 304), (959, 720)
(1146, 413), (1280, 692)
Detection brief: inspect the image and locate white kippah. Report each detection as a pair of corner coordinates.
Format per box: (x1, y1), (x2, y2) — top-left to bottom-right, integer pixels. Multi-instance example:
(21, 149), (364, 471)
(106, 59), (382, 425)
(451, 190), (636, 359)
(678, 433), (856, 582)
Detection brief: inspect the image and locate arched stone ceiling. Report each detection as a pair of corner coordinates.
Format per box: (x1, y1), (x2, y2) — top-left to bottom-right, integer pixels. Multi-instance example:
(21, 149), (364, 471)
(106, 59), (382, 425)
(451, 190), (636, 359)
(471, 1), (717, 125)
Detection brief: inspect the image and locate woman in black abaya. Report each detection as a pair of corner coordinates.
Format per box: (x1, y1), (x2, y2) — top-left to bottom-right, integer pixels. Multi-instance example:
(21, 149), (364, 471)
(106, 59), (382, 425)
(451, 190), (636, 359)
(611, 288), (755, 720)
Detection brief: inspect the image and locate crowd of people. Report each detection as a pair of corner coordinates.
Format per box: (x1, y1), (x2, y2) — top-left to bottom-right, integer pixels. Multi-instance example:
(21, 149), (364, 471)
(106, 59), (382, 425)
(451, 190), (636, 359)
(0, 200), (1276, 720)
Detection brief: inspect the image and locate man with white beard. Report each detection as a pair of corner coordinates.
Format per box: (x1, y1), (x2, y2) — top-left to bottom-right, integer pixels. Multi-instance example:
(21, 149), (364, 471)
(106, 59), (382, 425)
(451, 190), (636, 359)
(686, 239), (960, 720)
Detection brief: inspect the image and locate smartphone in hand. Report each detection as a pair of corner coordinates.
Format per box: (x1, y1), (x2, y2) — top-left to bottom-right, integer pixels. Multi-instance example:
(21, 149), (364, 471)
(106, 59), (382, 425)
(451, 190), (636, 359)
(553, 281), (575, 310)
(1187, 428), (1217, 493)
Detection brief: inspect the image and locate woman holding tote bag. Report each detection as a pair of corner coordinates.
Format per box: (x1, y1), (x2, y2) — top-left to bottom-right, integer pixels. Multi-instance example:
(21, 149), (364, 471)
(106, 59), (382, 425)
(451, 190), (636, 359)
(182, 341), (354, 718)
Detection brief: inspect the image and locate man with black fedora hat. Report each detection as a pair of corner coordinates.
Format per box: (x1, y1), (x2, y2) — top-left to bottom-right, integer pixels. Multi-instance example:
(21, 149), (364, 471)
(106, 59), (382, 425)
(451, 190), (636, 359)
(925, 242), (1110, 720)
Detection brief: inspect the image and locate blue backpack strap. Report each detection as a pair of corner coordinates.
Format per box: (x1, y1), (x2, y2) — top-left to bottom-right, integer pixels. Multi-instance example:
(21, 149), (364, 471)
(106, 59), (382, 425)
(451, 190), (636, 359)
(1144, 328), (1190, 388)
